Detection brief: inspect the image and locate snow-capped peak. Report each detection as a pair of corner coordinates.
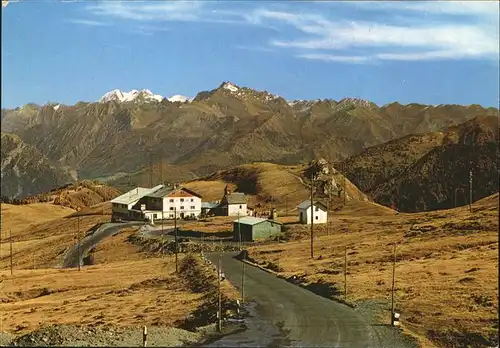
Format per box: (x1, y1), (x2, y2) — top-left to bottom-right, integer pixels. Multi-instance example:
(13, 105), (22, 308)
(220, 81), (239, 93)
(99, 89), (164, 103)
(53, 104), (61, 111)
(167, 95), (191, 103)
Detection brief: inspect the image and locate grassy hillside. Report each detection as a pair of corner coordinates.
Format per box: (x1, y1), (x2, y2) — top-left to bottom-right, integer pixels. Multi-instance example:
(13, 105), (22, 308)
(0, 203), (75, 236)
(247, 193), (499, 348)
(0, 203), (110, 269)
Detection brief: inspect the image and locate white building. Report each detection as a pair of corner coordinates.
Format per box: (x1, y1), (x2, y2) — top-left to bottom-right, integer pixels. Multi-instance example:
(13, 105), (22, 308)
(131, 186), (203, 223)
(297, 200), (328, 224)
(215, 191), (248, 216)
(110, 185), (163, 222)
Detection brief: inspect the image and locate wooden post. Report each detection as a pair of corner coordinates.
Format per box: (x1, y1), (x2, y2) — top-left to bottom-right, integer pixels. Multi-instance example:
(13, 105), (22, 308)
(391, 243), (397, 325)
(344, 245), (347, 301)
(9, 230), (13, 276)
(143, 326), (147, 347)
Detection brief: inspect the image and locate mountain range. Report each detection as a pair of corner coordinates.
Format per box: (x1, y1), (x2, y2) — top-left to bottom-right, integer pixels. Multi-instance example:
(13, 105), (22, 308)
(1, 81), (498, 211)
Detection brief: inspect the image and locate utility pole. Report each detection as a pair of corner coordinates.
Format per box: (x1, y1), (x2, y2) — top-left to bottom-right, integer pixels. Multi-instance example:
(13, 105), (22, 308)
(469, 168), (473, 213)
(342, 162), (346, 206)
(241, 253), (246, 303)
(237, 211), (241, 250)
(77, 210), (81, 271)
(149, 153), (153, 188)
(310, 173), (315, 259)
(391, 243), (397, 325)
(327, 190), (331, 236)
(9, 230), (13, 276)
(217, 246), (223, 332)
(160, 157), (164, 186)
(344, 245), (347, 301)
(174, 207), (178, 273)
(161, 210), (164, 257)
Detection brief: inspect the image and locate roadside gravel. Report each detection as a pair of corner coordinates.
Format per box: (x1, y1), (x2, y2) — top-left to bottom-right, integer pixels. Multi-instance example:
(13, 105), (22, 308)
(5, 324), (225, 347)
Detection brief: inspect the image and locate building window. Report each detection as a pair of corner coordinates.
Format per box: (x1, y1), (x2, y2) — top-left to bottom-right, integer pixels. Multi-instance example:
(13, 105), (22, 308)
(169, 199), (174, 202)
(315, 207), (319, 211)
(180, 198), (184, 202)
(169, 214), (174, 218)
(190, 206), (195, 209)
(180, 206), (184, 210)
(315, 216), (319, 220)
(190, 198), (194, 202)
(169, 207), (174, 211)
(239, 205), (242, 209)
(153, 214), (157, 219)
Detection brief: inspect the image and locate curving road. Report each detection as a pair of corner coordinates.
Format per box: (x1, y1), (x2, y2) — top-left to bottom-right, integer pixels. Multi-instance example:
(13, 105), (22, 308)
(206, 252), (414, 348)
(62, 221), (143, 268)
(61, 222), (414, 347)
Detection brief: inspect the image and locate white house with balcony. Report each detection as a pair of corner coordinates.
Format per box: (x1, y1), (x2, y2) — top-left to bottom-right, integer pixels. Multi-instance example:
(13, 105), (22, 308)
(130, 185), (203, 223)
(297, 200), (328, 224)
(110, 185), (163, 222)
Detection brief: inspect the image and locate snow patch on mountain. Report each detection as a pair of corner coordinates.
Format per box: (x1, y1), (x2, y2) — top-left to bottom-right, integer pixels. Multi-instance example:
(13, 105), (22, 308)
(53, 104), (61, 111)
(167, 95), (191, 103)
(99, 89), (164, 103)
(221, 82), (239, 93)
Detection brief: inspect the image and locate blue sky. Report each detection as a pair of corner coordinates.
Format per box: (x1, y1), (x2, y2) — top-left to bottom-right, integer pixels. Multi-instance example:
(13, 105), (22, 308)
(1, 0), (499, 108)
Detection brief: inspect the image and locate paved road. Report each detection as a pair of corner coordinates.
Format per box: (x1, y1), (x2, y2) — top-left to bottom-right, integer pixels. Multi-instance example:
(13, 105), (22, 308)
(206, 252), (409, 348)
(62, 221), (143, 268)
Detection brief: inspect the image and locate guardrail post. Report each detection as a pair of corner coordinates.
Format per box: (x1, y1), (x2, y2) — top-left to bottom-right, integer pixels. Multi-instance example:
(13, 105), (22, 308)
(143, 325), (147, 347)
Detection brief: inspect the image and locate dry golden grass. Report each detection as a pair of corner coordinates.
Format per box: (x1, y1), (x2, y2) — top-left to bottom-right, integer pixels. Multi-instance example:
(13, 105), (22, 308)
(0, 203), (112, 270)
(185, 163), (310, 211)
(182, 216), (235, 233)
(248, 193), (499, 347)
(92, 228), (146, 264)
(23, 181), (121, 211)
(1, 203), (75, 237)
(0, 258), (204, 334)
(182, 181), (236, 202)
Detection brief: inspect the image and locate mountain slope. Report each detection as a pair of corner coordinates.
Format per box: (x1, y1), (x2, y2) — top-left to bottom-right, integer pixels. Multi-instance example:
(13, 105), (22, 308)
(343, 115), (499, 212)
(1, 133), (74, 199)
(2, 82), (498, 194)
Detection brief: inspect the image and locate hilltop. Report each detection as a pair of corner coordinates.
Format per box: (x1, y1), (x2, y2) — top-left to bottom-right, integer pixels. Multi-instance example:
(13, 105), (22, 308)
(344, 115), (499, 212)
(1, 180), (121, 211)
(183, 161), (373, 214)
(2, 82), (497, 200)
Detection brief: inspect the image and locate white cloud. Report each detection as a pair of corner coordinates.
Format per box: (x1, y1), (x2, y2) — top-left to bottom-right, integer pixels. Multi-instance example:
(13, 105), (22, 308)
(297, 53), (372, 64)
(68, 19), (110, 26)
(247, 2), (499, 63)
(87, 1), (202, 22)
(83, 1), (499, 63)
